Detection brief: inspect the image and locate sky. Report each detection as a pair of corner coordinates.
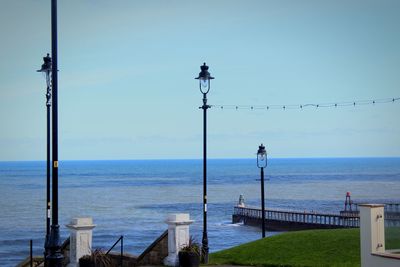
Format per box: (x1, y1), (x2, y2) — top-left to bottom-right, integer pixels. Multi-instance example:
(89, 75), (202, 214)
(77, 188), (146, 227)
(0, 0), (399, 161)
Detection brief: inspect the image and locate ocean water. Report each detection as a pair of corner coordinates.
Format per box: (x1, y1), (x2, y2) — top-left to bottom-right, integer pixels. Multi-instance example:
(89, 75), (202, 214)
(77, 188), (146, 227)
(0, 158), (399, 266)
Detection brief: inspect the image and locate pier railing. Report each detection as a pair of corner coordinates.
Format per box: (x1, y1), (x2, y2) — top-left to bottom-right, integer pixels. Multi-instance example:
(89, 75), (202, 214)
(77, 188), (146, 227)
(234, 206), (360, 228)
(353, 202), (400, 213)
(342, 203), (400, 225)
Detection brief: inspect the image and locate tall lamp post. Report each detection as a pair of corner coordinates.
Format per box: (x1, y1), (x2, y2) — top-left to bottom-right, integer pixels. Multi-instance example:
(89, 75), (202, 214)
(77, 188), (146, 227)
(257, 144), (267, 238)
(47, 0), (63, 265)
(37, 53), (52, 257)
(195, 63), (214, 264)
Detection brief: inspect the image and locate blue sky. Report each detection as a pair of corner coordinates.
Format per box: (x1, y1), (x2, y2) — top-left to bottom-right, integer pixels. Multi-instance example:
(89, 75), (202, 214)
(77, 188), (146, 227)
(0, 0), (399, 160)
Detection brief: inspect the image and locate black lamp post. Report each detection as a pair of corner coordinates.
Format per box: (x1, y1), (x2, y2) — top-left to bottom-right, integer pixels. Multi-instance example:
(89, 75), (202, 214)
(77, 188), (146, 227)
(195, 63), (214, 264)
(257, 144), (267, 238)
(47, 0), (63, 265)
(37, 53), (52, 258)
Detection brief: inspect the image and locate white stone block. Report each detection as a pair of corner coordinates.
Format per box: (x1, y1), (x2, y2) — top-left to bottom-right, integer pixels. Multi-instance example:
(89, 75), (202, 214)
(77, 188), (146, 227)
(163, 213), (194, 266)
(66, 217), (96, 267)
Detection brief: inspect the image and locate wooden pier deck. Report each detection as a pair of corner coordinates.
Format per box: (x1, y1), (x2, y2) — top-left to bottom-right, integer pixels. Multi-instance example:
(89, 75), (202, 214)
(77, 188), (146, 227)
(233, 206), (360, 231)
(232, 193), (400, 231)
(233, 204), (400, 231)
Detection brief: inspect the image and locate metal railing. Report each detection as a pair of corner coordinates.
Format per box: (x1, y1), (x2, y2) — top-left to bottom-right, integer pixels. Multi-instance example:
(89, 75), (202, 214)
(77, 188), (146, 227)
(234, 206), (360, 227)
(30, 240), (33, 267)
(106, 235), (124, 266)
(18, 240), (43, 267)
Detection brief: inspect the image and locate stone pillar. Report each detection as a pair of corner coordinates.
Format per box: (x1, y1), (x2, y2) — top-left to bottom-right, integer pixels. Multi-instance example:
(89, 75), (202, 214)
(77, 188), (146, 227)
(163, 214), (194, 266)
(359, 204), (385, 267)
(66, 217), (96, 267)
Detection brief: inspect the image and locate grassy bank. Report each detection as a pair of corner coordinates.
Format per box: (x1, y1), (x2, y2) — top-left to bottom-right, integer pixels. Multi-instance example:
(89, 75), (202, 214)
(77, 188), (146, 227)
(386, 227), (400, 249)
(210, 228), (360, 267)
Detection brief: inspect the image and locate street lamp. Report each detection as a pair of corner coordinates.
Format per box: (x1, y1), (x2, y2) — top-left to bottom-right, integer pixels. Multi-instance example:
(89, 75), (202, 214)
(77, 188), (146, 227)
(195, 62), (214, 264)
(37, 53), (52, 258)
(47, 0), (63, 266)
(257, 144), (267, 238)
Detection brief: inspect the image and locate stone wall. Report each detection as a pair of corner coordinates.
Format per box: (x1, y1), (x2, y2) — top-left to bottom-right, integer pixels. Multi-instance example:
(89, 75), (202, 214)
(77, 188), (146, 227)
(136, 230), (168, 266)
(108, 252), (137, 267)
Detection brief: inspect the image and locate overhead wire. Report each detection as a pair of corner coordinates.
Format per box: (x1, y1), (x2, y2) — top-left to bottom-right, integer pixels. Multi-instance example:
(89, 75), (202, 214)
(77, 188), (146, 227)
(211, 97), (400, 111)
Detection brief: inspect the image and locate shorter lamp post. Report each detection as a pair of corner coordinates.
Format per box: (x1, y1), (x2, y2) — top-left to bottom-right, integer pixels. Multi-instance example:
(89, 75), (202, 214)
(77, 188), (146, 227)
(257, 144), (267, 238)
(37, 53), (52, 256)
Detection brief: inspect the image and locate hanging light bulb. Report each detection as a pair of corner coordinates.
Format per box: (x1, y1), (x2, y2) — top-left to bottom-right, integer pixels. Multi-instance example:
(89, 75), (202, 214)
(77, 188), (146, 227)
(200, 78), (209, 91)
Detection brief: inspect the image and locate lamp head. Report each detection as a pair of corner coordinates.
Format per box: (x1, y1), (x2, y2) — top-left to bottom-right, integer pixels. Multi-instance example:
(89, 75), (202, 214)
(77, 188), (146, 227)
(37, 54), (52, 88)
(257, 143), (267, 168)
(195, 62), (214, 94)
(37, 53), (52, 73)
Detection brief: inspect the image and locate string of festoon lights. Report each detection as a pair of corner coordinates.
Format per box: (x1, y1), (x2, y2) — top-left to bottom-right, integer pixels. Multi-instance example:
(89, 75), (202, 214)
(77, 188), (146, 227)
(211, 97), (400, 111)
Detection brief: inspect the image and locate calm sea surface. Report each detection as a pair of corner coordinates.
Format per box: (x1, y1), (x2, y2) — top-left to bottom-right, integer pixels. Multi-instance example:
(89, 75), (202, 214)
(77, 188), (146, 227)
(0, 158), (399, 266)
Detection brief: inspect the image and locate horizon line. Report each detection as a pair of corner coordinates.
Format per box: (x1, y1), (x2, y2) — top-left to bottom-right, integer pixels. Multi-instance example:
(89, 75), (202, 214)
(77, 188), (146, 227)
(1, 155), (400, 163)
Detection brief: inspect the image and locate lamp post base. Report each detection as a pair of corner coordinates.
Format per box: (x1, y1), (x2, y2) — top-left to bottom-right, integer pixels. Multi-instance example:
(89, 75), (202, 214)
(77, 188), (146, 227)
(201, 235), (209, 264)
(46, 225), (63, 267)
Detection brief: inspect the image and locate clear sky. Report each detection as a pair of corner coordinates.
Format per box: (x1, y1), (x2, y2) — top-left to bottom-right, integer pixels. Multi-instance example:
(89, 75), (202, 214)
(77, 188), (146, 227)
(0, 0), (399, 161)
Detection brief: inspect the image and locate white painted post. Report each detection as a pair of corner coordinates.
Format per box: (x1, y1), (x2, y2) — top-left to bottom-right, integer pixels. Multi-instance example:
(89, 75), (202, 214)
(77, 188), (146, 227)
(66, 217), (96, 267)
(163, 213), (194, 266)
(360, 204), (385, 267)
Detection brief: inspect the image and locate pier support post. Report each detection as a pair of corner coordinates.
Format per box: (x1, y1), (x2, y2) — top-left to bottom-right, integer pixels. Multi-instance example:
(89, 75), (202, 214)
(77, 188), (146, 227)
(66, 217), (96, 267)
(163, 214), (194, 266)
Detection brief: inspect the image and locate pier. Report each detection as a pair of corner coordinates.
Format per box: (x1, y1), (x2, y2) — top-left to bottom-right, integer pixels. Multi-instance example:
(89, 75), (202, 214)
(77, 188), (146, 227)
(233, 204), (400, 231)
(233, 193), (400, 230)
(233, 206), (360, 231)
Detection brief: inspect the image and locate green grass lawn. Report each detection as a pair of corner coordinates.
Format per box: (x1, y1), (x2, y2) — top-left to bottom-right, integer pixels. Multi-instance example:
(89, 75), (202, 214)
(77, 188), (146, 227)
(209, 228), (361, 267)
(386, 227), (400, 250)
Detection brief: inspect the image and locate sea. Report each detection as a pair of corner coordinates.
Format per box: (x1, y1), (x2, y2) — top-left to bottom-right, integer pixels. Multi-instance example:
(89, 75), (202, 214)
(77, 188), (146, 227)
(0, 158), (399, 266)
